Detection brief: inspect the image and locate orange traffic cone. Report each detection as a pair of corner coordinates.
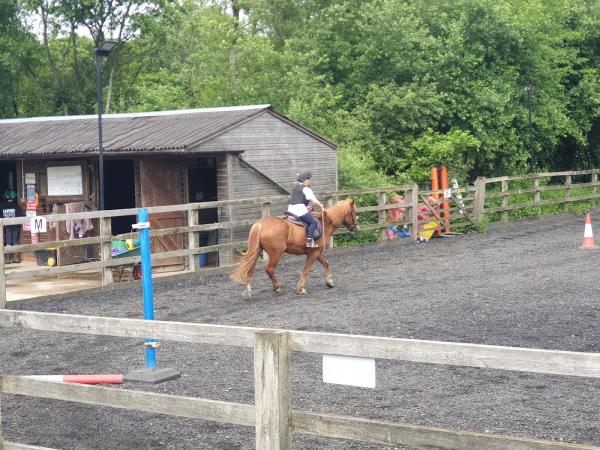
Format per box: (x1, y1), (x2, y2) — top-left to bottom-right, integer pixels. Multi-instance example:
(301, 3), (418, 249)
(580, 213), (597, 249)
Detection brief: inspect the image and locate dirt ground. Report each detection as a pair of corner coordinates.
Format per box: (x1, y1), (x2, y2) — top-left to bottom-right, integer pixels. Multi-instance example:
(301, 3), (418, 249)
(2, 212), (600, 449)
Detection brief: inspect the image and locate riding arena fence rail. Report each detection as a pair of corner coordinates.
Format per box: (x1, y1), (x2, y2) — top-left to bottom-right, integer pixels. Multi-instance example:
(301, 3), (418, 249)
(0, 309), (599, 449)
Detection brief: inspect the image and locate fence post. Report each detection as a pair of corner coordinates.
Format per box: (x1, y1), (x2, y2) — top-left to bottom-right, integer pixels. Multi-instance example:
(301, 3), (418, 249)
(100, 217), (113, 286)
(187, 209), (199, 272)
(254, 331), (291, 450)
(533, 175), (541, 216)
(0, 377), (3, 447)
(0, 221), (5, 309)
(564, 175), (572, 211)
(262, 202), (271, 218)
(378, 191), (387, 241)
(473, 177), (486, 221)
(592, 171), (598, 210)
(409, 183), (419, 240)
(501, 179), (509, 222)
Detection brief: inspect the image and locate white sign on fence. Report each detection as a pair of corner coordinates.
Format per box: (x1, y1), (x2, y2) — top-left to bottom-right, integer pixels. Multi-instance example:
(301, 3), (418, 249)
(30, 216), (47, 233)
(444, 188), (452, 198)
(322, 354), (376, 388)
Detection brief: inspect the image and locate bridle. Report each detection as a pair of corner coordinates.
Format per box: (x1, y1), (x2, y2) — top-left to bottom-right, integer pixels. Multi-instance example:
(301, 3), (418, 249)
(344, 204), (359, 233)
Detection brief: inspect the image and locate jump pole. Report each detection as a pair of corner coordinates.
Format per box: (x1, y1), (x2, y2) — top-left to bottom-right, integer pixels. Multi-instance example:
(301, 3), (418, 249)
(440, 165), (450, 234)
(24, 375), (123, 385)
(125, 208), (180, 384)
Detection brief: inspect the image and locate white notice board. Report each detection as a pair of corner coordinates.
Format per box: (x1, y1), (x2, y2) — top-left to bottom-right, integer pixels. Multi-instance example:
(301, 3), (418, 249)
(323, 355), (376, 388)
(47, 166), (83, 196)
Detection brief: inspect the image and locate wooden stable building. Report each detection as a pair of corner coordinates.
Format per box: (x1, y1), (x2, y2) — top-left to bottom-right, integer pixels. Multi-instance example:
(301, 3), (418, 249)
(0, 105), (337, 267)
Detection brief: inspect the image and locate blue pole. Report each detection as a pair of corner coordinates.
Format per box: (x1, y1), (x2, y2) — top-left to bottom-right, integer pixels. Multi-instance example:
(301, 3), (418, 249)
(138, 208), (156, 369)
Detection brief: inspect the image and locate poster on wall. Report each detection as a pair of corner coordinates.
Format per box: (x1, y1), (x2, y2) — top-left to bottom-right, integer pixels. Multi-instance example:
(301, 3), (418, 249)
(26, 185), (35, 200)
(47, 166), (83, 196)
(22, 184), (38, 231)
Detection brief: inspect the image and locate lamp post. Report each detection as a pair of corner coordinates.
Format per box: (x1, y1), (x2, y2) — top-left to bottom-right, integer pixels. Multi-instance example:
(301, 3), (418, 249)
(95, 40), (118, 210)
(524, 84), (534, 172)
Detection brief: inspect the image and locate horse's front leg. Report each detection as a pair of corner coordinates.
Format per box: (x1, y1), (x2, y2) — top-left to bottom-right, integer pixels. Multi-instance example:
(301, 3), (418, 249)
(316, 253), (334, 288)
(297, 252), (319, 294)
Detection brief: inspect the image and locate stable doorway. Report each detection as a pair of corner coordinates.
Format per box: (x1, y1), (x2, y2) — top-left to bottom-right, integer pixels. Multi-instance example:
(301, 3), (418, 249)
(0, 162), (17, 197)
(188, 158), (218, 266)
(104, 159), (136, 235)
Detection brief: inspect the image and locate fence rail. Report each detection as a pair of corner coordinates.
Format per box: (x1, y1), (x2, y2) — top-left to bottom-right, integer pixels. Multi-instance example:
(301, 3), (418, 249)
(471, 169), (600, 222)
(0, 310), (597, 449)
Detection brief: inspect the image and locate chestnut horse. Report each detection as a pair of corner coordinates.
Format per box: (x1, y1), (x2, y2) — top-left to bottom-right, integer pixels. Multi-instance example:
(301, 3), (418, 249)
(230, 198), (359, 298)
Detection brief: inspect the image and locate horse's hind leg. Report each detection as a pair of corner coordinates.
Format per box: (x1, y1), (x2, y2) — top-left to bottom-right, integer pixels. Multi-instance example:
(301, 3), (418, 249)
(265, 250), (284, 293)
(317, 253), (334, 288)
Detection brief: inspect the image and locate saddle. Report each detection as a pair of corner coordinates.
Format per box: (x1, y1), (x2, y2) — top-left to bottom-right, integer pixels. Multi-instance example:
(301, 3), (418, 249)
(282, 211), (322, 239)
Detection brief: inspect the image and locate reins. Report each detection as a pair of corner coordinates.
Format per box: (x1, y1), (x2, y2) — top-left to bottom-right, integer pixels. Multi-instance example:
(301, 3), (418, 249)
(321, 209), (326, 250)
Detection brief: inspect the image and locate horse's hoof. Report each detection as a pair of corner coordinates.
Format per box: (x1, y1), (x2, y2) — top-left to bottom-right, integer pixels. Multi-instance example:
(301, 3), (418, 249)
(326, 279), (334, 288)
(242, 287), (252, 299)
(297, 288), (307, 295)
(273, 286), (281, 293)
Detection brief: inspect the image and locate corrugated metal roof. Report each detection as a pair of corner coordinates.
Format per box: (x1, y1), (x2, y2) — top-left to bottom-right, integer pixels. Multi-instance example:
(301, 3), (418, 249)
(0, 105), (272, 158)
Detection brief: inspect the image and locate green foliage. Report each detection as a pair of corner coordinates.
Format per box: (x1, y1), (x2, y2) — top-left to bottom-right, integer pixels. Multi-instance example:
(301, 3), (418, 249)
(474, 215), (491, 234)
(337, 144), (396, 190)
(400, 129), (480, 184)
(2, 0), (600, 189)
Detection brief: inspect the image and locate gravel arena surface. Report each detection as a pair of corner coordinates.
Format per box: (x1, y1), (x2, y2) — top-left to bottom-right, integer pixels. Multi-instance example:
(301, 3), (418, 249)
(2, 213), (600, 449)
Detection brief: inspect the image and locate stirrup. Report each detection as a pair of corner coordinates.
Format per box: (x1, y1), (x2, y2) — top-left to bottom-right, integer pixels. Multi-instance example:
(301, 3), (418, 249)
(305, 238), (318, 248)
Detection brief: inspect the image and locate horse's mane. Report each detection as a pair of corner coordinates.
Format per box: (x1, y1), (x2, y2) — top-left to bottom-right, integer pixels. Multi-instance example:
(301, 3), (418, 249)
(324, 199), (352, 227)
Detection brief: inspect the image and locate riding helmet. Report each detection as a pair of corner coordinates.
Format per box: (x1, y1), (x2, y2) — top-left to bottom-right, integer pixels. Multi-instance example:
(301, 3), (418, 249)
(297, 171), (312, 182)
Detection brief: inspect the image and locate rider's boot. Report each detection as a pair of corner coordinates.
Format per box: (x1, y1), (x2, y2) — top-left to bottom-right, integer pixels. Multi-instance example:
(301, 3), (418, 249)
(305, 237), (318, 248)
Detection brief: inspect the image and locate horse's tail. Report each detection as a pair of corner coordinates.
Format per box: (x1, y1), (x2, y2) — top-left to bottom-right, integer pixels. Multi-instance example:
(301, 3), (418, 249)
(230, 221), (263, 284)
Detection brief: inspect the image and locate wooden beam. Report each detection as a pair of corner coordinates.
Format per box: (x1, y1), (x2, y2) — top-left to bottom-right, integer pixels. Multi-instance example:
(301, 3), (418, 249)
(4, 241), (248, 280)
(0, 221), (5, 309)
(3, 311), (600, 378)
(418, 194), (444, 224)
(291, 412), (599, 450)
(100, 217), (113, 286)
(0, 376), (255, 427)
(4, 441), (58, 449)
(289, 331), (600, 378)
(378, 192), (387, 241)
(0, 310), (256, 347)
(254, 331), (291, 450)
(409, 183), (419, 240)
(0, 195), (292, 226)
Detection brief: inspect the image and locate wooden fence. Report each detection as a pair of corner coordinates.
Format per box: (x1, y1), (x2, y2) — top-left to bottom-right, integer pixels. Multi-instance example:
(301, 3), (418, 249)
(2, 169), (598, 307)
(0, 309), (598, 449)
(0, 183), (477, 307)
(471, 169), (600, 221)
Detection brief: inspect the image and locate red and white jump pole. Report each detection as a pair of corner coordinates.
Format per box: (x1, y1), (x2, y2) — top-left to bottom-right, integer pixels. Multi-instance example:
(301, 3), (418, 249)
(24, 374), (124, 385)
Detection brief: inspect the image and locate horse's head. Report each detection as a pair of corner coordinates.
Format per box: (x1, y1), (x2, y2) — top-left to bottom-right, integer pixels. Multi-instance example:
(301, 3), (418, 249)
(342, 198), (359, 233)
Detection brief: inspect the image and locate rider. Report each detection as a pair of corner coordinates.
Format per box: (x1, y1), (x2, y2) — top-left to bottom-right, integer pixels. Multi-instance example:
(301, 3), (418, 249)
(288, 171), (324, 248)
